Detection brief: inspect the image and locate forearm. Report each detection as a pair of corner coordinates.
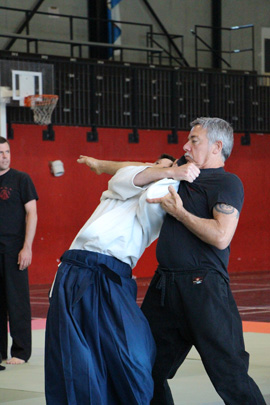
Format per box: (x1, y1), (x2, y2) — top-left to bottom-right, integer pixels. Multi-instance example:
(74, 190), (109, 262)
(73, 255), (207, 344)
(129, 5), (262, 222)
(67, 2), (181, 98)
(104, 165), (151, 200)
(134, 163), (200, 186)
(173, 208), (227, 249)
(23, 211), (38, 250)
(18, 209), (37, 269)
(96, 160), (146, 175)
(150, 187), (238, 250)
(77, 155), (146, 175)
(134, 166), (173, 186)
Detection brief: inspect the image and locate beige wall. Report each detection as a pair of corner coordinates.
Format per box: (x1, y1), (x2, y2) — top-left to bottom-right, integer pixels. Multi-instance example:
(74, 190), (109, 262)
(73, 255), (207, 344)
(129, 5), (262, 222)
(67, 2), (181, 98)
(0, 0), (269, 72)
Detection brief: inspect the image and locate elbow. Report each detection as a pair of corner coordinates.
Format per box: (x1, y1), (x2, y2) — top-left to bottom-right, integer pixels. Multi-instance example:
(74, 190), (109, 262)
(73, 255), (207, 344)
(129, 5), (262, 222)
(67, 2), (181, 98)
(213, 232), (231, 250)
(215, 241), (229, 250)
(133, 173), (145, 187)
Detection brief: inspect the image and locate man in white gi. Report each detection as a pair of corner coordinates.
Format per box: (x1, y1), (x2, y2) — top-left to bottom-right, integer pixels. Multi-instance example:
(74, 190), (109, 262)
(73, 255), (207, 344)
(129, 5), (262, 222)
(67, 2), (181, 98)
(45, 154), (199, 405)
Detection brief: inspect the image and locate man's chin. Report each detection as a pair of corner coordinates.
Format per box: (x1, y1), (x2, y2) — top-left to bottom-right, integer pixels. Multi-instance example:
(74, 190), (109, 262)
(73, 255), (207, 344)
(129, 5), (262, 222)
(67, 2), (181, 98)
(0, 165), (10, 172)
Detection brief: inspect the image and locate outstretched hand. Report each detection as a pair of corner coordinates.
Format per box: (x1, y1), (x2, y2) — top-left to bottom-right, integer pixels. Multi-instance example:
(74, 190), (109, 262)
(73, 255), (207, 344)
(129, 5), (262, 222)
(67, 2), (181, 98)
(147, 185), (184, 221)
(77, 155), (103, 175)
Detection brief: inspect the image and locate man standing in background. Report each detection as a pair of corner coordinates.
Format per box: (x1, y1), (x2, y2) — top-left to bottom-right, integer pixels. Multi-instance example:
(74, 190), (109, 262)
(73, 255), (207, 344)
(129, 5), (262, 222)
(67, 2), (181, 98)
(0, 136), (38, 365)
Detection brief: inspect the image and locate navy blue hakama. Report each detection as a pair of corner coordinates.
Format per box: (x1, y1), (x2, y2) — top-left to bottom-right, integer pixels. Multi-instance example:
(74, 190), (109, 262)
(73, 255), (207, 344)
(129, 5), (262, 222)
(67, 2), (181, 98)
(45, 250), (156, 405)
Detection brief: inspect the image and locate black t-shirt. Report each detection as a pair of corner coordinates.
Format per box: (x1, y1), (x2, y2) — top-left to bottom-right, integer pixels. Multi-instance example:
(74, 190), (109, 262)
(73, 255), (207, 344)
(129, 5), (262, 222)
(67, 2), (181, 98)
(0, 168), (39, 253)
(156, 158), (244, 280)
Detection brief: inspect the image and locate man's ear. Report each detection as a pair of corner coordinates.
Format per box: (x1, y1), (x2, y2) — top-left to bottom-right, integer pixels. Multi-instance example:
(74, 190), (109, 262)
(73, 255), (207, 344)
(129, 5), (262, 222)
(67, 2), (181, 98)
(213, 140), (223, 154)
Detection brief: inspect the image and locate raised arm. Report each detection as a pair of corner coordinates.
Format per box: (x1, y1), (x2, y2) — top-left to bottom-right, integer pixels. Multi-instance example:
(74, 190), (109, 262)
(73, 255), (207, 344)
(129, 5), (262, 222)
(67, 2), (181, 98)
(148, 186), (239, 250)
(77, 155), (148, 176)
(134, 162), (200, 186)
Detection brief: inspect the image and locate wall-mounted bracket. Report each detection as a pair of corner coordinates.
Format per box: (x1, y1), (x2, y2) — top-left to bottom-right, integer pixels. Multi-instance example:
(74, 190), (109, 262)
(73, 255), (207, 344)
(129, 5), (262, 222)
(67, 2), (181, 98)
(87, 126), (98, 142)
(43, 124), (55, 141)
(168, 128), (178, 144)
(128, 128), (139, 143)
(241, 131), (251, 145)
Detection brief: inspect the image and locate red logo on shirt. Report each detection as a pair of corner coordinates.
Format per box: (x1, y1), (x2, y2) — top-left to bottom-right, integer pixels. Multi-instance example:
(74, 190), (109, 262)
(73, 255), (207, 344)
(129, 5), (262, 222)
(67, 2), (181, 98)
(0, 186), (12, 200)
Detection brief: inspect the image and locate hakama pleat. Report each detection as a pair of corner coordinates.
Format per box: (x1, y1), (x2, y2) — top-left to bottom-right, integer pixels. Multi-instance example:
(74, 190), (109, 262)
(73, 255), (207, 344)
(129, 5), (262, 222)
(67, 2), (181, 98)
(45, 250), (156, 405)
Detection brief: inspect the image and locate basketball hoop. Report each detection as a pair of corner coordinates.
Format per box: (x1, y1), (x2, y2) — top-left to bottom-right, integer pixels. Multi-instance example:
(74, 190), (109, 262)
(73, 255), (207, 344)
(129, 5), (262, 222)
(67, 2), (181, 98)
(24, 94), (58, 125)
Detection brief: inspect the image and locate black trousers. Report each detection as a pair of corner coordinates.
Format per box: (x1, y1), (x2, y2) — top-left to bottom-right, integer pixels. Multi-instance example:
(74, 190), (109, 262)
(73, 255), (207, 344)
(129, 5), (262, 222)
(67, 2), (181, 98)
(0, 251), (31, 361)
(141, 268), (266, 405)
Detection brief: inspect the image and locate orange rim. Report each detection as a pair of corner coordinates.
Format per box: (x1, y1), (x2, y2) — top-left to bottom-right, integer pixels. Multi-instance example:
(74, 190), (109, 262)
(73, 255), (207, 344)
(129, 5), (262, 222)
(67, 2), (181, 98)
(24, 94), (59, 107)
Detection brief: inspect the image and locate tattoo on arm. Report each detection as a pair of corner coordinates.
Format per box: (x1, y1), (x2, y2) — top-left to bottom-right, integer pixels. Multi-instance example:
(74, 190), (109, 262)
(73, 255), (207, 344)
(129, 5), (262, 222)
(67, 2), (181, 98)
(214, 203), (239, 218)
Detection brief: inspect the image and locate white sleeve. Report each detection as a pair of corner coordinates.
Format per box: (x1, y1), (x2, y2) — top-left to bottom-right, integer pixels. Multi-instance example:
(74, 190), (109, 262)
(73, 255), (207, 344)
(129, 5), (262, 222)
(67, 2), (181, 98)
(101, 165), (151, 201)
(136, 179), (180, 245)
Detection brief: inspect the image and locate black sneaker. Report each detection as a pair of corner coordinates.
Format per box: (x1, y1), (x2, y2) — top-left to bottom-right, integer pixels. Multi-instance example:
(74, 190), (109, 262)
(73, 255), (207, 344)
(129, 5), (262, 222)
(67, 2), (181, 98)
(0, 365), (5, 371)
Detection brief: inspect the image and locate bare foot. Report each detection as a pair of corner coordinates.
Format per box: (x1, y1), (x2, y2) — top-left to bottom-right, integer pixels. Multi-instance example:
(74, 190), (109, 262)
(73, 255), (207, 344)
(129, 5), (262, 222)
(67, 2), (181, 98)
(6, 357), (25, 365)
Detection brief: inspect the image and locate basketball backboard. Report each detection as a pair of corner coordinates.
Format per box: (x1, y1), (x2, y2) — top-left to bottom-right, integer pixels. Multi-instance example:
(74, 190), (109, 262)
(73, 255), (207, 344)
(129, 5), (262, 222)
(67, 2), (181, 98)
(12, 70), (43, 106)
(0, 59), (55, 137)
(0, 59), (54, 105)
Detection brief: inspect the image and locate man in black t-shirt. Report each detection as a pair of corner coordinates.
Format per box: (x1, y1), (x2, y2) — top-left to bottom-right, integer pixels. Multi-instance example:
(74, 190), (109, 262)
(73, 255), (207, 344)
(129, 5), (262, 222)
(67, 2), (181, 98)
(135, 118), (266, 404)
(0, 137), (38, 366)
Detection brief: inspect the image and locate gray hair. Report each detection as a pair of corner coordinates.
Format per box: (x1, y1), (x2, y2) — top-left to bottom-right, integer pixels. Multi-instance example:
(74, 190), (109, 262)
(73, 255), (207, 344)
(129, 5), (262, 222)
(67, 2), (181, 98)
(190, 117), (234, 162)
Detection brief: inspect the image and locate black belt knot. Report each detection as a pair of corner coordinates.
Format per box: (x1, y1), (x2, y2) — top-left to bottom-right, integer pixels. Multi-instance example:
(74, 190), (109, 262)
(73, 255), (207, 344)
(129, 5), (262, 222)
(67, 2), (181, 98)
(155, 267), (170, 306)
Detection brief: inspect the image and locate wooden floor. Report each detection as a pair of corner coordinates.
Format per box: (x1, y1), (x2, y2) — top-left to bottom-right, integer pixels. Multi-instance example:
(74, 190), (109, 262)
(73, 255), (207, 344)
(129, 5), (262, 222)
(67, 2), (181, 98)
(30, 271), (270, 322)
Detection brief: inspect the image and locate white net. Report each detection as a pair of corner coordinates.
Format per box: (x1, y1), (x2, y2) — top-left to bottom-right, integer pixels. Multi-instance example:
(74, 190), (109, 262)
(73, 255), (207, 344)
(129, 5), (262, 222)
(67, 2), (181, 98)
(24, 95), (58, 125)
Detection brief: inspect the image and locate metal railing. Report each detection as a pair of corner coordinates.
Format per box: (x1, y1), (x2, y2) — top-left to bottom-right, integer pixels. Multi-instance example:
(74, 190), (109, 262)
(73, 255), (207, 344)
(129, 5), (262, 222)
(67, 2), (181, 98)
(2, 54), (270, 136)
(0, 32), (162, 63)
(146, 32), (184, 66)
(193, 24), (255, 71)
(0, 5), (156, 62)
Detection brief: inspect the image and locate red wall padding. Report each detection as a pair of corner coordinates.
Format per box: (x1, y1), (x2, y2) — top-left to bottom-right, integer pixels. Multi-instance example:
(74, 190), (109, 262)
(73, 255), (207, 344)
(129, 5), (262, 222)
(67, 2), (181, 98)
(8, 125), (270, 285)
